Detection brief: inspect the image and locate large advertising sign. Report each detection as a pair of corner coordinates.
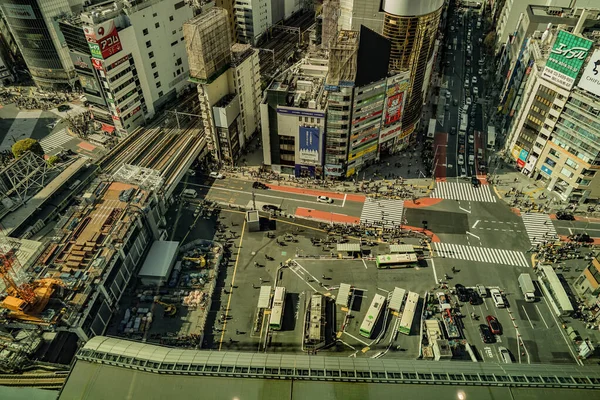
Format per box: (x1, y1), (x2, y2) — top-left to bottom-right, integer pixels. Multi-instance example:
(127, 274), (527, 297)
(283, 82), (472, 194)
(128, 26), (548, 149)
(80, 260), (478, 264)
(577, 49), (600, 97)
(298, 127), (320, 163)
(69, 52), (93, 71)
(542, 30), (593, 90)
(84, 20), (122, 60)
(1, 4), (35, 20)
(384, 74), (409, 126)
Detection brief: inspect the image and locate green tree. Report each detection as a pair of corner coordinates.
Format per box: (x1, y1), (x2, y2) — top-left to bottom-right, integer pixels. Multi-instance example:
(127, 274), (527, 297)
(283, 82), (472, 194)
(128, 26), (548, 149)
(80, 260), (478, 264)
(47, 155), (60, 166)
(11, 138), (44, 158)
(484, 31), (497, 54)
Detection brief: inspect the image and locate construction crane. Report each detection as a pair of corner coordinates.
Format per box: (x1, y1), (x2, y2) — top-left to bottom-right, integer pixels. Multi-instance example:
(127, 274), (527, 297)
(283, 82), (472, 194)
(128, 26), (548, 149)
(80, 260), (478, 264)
(183, 256), (206, 268)
(154, 300), (177, 317)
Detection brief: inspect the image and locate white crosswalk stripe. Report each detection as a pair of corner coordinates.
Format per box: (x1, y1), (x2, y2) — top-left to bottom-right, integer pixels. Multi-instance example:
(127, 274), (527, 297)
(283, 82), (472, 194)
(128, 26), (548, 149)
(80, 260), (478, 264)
(430, 182), (497, 202)
(40, 129), (76, 153)
(432, 242), (529, 268)
(521, 213), (558, 245)
(360, 198), (404, 228)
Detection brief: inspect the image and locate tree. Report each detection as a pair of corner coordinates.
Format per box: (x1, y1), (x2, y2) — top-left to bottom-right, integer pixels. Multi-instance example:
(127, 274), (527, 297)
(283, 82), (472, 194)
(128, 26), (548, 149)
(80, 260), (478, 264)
(47, 155), (60, 166)
(12, 138), (44, 158)
(483, 31), (497, 54)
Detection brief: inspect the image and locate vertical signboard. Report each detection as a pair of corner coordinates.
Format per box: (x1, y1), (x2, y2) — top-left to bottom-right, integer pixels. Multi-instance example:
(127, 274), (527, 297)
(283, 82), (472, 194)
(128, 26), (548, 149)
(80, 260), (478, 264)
(298, 127), (320, 163)
(383, 74), (409, 127)
(577, 49), (600, 97)
(542, 30), (593, 90)
(84, 20), (122, 60)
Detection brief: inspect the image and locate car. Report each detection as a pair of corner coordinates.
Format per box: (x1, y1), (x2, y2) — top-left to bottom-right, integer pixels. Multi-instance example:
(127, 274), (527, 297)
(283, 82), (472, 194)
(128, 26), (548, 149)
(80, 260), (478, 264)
(499, 346), (513, 363)
(472, 76), (477, 84)
(446, 91), (451, 99)
(478, 68), (483, 75)
(572, 233), (593, 243)
(466, 59), (471, 66)
(468, 135), (474, 144)
(57, 104), (71, 112)
(471, 175), (480, 187)
(187, 169), (196, 176)
(476, 284), (487, 297)
(453, 99), (458, 106)
(464, 80), (469, 88)
(460, 167), (467, 176)
(473, 86), (479, 95)
(450, 127), (456, 135)
(450, 26), (455, 32)
(262, 204), (279, 212)
(486, 315), (502, 335)
(448, 44), (452, 50)
(468, 154), (475, 165)
(470, 119), (475, 127)
(479, 324), (495, 343)
(209, 172), (224, 179)
(252, 181), (268, 189)
(479, 37), (483, 43)
(457, 154), (464, 165)
(458, 135), (465, 144)
(466, 44), (472, 52)
(317, 196), (333, 203)
(445, 103), (450, 110)
(466, 97), (472, 106)
(469, 291), (481, 305)
(490, 288), (505, 308)
(556, 211), (575, 220)
(479, 59), (485, 66)
(455, 284), (469, 302)
(459, 145), (465, 154)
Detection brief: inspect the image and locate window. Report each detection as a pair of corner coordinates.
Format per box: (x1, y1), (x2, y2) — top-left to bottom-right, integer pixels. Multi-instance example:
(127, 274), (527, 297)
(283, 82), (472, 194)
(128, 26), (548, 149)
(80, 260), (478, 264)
(171, 40), (178, 46)
(169, 15), (174, 21)
(153, 71), (159, 79)
(158, 91), (163, 97)
(172, 30), (176, 35)
(151, 62), (156, 69)
(143, 28), (149, 36)
(544, 157), (556, 167)
(156, 81), (161, 88)
(153, 12), (157, 17)
(155, 22), (160, 28)
(565, 158), (579, 170)
(148, 51), (154, 59)
(174, 1), (185, 9)
(176, 57), (182, 66)
(549, 148), (560, 158)
(561, 167), (573, 178)
(146, 40), (152, 48)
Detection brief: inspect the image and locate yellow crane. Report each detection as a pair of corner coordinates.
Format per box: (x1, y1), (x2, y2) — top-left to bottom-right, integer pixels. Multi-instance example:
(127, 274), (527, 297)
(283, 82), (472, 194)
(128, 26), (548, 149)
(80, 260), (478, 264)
(183, 256), (206, 268)
(154, 300), (177, 317)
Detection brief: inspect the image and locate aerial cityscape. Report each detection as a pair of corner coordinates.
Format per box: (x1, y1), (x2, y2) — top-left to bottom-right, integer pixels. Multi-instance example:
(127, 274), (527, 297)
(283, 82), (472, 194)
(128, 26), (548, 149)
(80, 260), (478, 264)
(0, 0), (599, 398)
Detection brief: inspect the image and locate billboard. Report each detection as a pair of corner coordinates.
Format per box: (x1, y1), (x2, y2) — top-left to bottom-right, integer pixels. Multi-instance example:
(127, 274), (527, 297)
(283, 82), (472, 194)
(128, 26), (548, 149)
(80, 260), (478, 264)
(69, 52), (93, 71)
(1, 4), (35, 20)
(542, 30), (593, 90)
(519, 149), (529, 162)
(577, 49), (600, 97)
(384, 74), (409, 126)
(84, 20), (122, 60)
(298, 127), (320, 162)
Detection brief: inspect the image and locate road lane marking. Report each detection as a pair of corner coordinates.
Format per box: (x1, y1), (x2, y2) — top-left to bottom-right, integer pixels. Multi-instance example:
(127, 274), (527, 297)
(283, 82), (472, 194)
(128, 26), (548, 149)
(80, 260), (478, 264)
(342, 193), (347, 207)
(362, 259), (368, 269)
(535, 305), (550, 329)
(540, 291), (582, 365)
(472, 220), (480, 228)
(458, 206), (472, 214)
(466, 231), (480, 239)
(343, 331), (370, 346)
(521, 305), (534, 329)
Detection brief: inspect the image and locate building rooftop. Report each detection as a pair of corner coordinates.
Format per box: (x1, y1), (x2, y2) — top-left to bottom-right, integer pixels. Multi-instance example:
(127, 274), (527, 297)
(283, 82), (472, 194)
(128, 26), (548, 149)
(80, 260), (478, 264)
(138, 240), (179, 278)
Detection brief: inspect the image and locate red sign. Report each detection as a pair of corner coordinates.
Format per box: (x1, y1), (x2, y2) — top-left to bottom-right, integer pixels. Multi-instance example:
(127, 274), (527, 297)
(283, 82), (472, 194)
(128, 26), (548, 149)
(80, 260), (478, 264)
(84, 20), (122, 60)
(385, 92), (404, 125)
(92, 58), (103, 70)
(516, 159), (526, 168)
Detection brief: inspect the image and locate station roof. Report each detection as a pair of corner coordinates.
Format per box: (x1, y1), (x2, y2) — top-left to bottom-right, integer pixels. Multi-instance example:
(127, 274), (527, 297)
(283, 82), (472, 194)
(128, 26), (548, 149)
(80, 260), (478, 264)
(336, 283), (351, 306)
(139, 241), (179, 278)
(336, 243), (361, 252)
(257, 286), (272, 309)
(389, 244), (415, 253)
(60, 336), (600, 399)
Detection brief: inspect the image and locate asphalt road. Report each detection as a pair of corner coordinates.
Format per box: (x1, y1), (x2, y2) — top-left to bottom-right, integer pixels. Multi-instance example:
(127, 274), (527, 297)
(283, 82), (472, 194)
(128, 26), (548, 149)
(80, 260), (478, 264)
(441, 10), (488, 179)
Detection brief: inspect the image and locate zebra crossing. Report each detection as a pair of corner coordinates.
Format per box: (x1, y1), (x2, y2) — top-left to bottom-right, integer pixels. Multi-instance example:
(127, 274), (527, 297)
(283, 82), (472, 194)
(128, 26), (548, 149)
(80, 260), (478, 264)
(521, 213), (559, 245)
(40, 129), (76, 153)
(359, 198), (404, 227)
(432, 242), (529, 268)
(430, 182), (497, 202)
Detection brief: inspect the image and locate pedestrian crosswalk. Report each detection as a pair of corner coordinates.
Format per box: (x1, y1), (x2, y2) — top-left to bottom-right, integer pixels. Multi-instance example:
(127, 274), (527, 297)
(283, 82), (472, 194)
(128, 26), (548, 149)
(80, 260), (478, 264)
(432, 242), (529, 268)
(430, 182), (497, 202)
(359, 198), (404, 228)
(40, 129), (76, 153)
(521, 213), (558, 245)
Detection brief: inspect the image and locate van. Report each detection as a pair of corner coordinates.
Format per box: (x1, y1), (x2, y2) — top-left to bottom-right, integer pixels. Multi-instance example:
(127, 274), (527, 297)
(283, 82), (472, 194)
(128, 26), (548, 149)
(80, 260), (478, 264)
(182, 189), (197, 198)
(476, 284), (487, 297)
(477, 148), (483, 160)
(490, 289), (505, 308)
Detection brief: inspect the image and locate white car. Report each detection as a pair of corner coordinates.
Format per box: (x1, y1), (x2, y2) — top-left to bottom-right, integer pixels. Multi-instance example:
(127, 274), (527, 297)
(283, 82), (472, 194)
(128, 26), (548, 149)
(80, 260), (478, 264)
(490, 288), (506, 308)
(472, 76), (477, 84)
(188, 169), (196, 176)
(466, 97), (472, 106)
(209, 172), (224, 179)
(468, 154), (475, 165)
(478, 68), (483, 75)
(460, 167), (467, 176)
(464, 80), (469, 88)
(317, 196), (333, 203)
(499, 347), (513, 364)
(473, 86), (479, 95)
(46, 120), (59, 129)
(468, 134), (474, 144)
(458, 154), (464, 165)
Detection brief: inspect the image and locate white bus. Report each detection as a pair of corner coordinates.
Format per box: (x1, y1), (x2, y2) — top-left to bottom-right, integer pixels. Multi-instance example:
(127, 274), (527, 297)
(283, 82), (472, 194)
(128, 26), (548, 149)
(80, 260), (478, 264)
(269, 286), (286, 330)
(487, 125), (496, 150)
(398, 291), (419, 335)
(427, 118), (436, 139)
(359, 293), (386, 338)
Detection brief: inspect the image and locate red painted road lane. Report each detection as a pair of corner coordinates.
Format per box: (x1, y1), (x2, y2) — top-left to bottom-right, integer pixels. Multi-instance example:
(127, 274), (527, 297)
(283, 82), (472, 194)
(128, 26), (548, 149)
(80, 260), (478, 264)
(266, 184), (366, 203)
(403, 197), (443, 209)
(474, 130), (488, 184)
(433, 132), (448, 180)
(295, 207), (360, 224)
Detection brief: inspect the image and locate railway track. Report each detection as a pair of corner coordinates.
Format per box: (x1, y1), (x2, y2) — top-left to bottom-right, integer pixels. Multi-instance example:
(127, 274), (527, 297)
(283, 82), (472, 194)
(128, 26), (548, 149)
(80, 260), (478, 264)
(0, 372), (67, 389)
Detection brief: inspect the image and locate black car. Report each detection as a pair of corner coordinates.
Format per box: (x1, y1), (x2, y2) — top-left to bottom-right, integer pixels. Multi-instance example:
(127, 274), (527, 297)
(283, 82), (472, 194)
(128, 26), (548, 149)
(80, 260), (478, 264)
(471, 176), (480, 187)
(572, 233), (592, 243)
(479, 324), (495, 343)
(458, 136), (465, 144)
(556, 211), (575, 221)
(262, 204), (279, 212)
(253, 181), (268, 190)
(57, 104), (71, 112)
(455, 284), (469, 302)
(469, 290), (481, 305)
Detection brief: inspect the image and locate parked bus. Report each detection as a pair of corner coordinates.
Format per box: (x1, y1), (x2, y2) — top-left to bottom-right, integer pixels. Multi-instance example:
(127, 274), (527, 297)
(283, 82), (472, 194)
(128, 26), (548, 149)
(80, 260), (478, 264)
(427, 118), (436, 139)
(359, 293), (386, 338)
(269, 286), (286, 330)
(487, 125), (496, 150)
(398, 291), (419, 335)
(376, 253), (418, 269)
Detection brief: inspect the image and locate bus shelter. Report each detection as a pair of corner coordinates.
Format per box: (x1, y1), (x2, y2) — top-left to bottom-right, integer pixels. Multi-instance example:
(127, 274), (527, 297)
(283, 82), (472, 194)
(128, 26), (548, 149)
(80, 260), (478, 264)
(337, 243), (361, 258)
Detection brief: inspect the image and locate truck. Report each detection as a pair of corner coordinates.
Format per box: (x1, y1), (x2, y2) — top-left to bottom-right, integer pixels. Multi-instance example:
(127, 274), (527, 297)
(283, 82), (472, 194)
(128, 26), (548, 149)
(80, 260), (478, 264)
(427, 118), (436, 139)
(459, 113), (468, 134)
(487, 125), (496, 150)
(518, 273), (536, 302)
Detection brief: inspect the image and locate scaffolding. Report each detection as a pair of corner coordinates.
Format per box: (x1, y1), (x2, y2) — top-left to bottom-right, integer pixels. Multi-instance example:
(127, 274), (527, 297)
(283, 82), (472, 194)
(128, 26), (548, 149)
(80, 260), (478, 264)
(321, 0), (340, 49)
(325, 30), (358, 88)
(183, 7), (232, 83)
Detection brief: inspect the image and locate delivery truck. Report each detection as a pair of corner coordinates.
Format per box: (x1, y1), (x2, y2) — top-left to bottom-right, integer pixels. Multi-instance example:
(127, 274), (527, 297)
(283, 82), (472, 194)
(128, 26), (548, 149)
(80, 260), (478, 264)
(518, 273), (536, 302)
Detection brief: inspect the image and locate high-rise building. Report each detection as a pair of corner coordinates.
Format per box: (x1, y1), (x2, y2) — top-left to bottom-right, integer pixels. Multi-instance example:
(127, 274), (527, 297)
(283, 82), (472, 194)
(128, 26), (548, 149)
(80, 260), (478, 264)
(381, 0), (443, 145)
(0, 0), (83, 89)
(59, 0), (194, 135)
(185, 8), (262, 164)
(233, 0), (303, 45)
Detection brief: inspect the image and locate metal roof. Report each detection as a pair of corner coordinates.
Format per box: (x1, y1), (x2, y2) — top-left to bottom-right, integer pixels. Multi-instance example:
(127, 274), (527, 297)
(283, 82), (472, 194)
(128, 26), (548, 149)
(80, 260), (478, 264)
(336, 243), (361, 252)
(336, 283), (351, 307)
(77, 336), (600, 390)
(539, 265), (574, 313)
(389, 244), (415, 253)
(138, 241), (179, 278)
(257, 286), (272, 309)
(388, 287), (406, 312)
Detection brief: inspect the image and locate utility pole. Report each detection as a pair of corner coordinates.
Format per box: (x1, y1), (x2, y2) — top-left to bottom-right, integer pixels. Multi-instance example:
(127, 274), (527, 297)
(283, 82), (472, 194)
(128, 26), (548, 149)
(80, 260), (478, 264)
(252, 190), (256, 210)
